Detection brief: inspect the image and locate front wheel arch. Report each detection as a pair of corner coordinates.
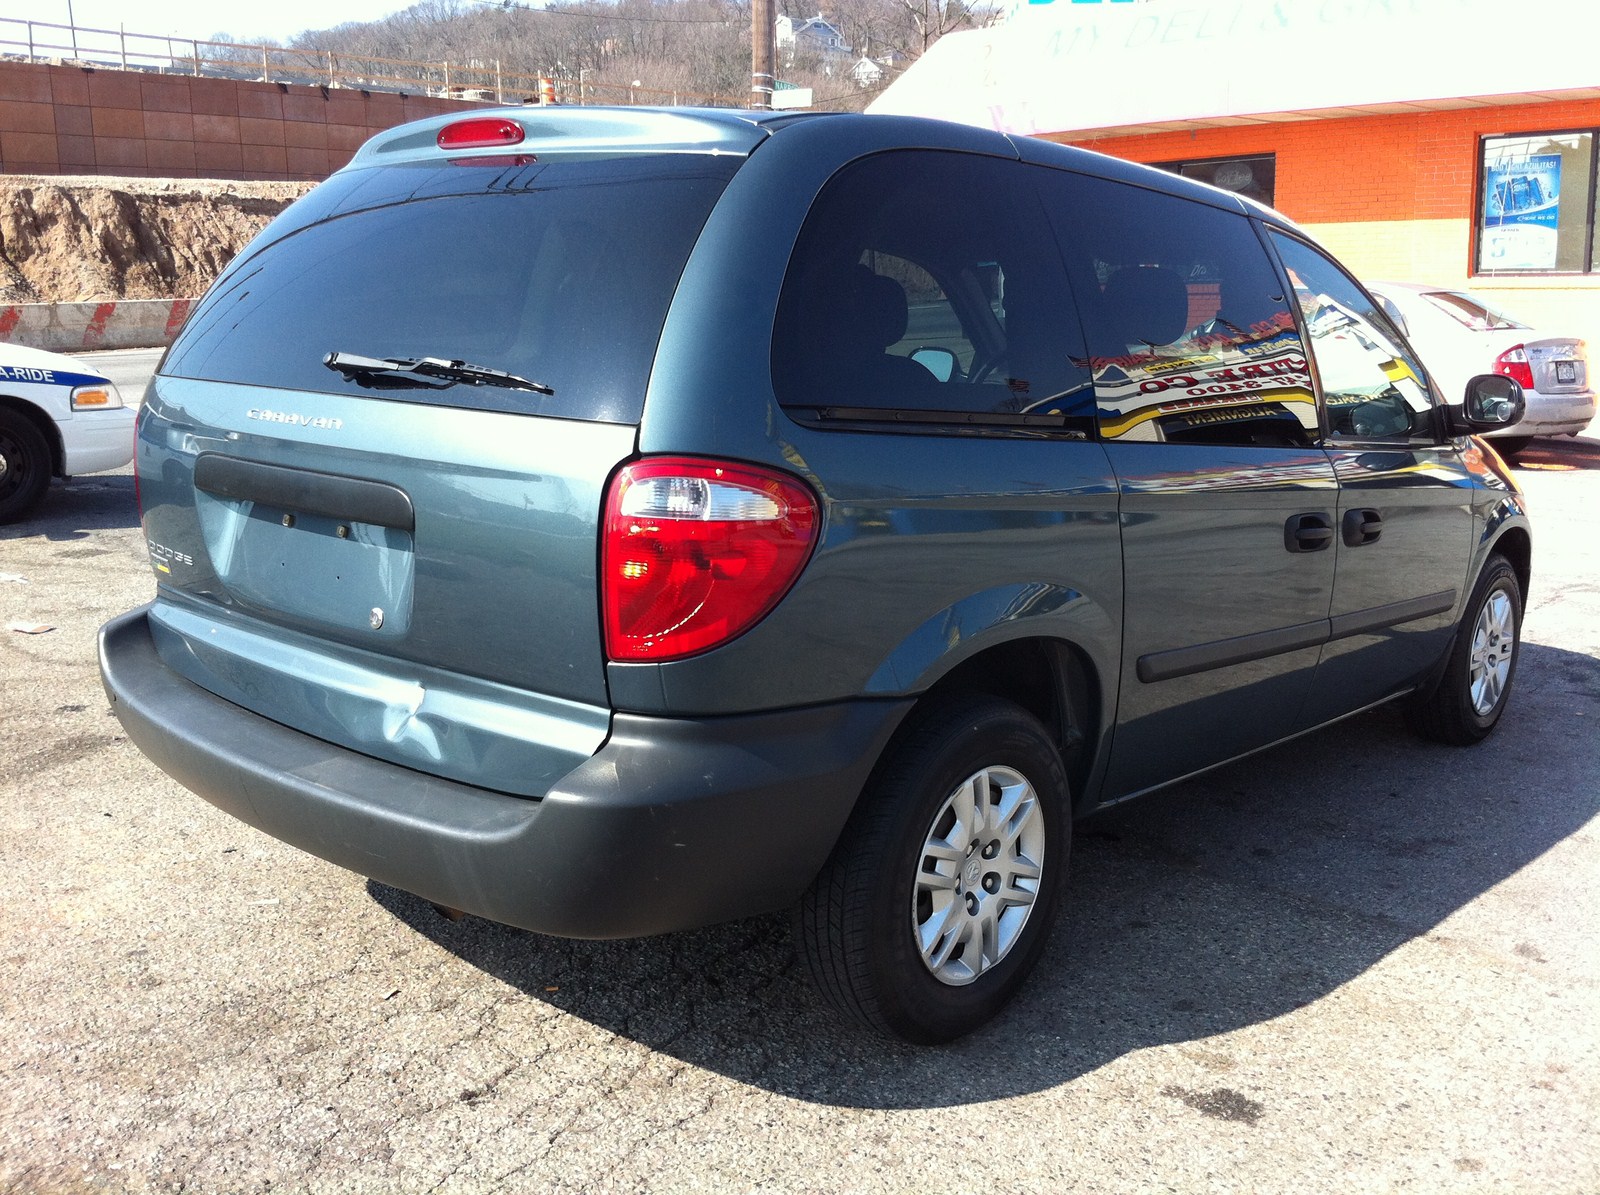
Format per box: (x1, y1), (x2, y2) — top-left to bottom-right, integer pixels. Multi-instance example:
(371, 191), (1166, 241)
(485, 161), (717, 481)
(1484, 526), (1530, 605)
(0, 397), (65, 475)
(1406, 553), (1523, 745)
(0, 402), (58, 524)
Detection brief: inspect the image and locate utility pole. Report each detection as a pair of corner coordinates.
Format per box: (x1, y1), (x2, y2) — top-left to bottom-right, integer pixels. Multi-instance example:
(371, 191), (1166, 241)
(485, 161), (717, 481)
(750, 0), (774, 110)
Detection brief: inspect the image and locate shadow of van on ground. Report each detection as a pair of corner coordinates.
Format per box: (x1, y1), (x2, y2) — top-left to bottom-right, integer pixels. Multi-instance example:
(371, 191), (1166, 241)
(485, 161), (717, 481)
(370, 639), (1598, 1110)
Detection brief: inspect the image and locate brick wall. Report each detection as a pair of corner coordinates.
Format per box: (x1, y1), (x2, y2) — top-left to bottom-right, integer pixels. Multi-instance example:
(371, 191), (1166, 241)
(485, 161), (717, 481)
(1053, 98), (1600, 230)
(0, 59), (490, 181)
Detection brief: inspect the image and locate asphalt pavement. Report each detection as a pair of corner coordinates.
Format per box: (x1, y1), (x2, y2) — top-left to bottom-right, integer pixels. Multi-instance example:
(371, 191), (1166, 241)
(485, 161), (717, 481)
(0, 356), (1595, 1193)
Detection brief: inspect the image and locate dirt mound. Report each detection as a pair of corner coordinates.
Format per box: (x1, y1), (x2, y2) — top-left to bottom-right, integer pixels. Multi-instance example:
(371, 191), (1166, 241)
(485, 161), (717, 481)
(0, 176), (314, 304)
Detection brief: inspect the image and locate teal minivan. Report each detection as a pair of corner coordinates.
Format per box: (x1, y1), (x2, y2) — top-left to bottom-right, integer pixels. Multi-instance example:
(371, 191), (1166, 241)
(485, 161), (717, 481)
(100, 107), (1531, 1042)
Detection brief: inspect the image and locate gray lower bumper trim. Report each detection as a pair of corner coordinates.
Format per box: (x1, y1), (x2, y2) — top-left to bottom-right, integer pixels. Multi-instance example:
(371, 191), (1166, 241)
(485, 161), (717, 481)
(99, 606), (910, 938)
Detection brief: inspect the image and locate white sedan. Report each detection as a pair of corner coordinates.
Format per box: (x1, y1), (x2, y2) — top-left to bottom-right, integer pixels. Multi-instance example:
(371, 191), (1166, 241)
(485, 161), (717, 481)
(1368, 281), (1596, 457)
(0, 343), (136, 523)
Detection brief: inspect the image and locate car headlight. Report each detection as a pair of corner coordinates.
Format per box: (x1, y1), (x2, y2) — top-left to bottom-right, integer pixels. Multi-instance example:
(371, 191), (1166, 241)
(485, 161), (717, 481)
(71, 380), (124, 411)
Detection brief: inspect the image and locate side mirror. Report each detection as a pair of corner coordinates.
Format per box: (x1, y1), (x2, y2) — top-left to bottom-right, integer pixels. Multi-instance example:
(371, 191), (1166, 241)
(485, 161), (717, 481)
(1449, 373), (1526, 434)
(910, 346), (958, 383)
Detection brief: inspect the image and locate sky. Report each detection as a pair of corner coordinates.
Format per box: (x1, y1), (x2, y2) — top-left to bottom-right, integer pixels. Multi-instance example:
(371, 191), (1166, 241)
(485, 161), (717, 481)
(0, 0), (419, 46)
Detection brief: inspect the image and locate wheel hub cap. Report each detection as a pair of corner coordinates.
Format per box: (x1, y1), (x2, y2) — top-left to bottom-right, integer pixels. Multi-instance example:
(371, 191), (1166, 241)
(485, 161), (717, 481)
(913, 764), (1045, 987)
(962, 856), (982, 888)
(1468, 589), (1515, 717)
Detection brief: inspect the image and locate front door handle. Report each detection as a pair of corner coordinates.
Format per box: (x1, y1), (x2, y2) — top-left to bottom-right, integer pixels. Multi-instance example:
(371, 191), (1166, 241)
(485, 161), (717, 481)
(1343, 507), (1383, 546)
(1285, 512), (1335, 553)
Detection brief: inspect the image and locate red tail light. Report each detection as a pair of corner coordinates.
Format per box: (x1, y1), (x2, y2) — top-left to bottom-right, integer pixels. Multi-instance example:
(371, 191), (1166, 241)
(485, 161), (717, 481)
(602, 457), (819, 662)
(1494, 345), (1535, 390)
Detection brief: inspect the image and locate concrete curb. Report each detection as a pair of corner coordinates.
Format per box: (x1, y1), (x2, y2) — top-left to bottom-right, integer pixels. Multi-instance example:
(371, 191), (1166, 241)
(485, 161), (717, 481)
(0, 299), (196, 352)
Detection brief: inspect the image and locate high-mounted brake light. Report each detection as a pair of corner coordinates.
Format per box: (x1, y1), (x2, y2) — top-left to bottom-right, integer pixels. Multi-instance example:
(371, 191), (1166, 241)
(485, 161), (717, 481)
(436, 118), (525, 151)
(1494, 345), (1535, 390)
(602, 457), (819, 662)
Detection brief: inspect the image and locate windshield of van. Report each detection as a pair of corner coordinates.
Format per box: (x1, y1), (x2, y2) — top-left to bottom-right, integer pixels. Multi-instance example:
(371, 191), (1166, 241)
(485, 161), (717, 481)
(162, 154), (742, 423)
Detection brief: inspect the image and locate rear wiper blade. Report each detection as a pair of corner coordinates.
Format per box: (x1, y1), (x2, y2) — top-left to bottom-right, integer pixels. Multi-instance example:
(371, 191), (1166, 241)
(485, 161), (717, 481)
(323, 351), (554, 395)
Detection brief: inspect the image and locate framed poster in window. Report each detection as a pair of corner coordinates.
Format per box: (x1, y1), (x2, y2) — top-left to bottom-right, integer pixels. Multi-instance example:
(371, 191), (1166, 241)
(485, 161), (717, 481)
(1476, 132), (1596, 275)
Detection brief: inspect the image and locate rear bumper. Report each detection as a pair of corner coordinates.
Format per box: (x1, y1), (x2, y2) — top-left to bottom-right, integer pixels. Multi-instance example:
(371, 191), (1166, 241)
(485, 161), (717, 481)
(1489, 387), (1597, 437)
(100, 606), (910, 938)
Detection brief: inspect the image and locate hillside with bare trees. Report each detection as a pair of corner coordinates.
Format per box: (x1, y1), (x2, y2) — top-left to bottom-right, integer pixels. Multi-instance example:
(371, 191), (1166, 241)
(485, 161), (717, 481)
(0, 1), (995, 303)
(211, 0), (995, 111)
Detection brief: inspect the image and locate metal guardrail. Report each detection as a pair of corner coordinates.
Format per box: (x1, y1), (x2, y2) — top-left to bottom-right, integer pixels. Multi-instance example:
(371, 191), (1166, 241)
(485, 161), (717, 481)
(0, 16), (737, 108)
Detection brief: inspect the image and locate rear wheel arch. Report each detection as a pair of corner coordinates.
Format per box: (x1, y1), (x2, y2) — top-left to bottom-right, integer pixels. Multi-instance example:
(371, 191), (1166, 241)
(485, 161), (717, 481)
(796, 690), (1072, 1041)
(915, 635), (1102, 813)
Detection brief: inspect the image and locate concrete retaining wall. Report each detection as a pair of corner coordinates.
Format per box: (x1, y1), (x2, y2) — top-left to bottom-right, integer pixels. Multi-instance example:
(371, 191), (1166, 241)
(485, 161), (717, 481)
(0, 298), (194, 351)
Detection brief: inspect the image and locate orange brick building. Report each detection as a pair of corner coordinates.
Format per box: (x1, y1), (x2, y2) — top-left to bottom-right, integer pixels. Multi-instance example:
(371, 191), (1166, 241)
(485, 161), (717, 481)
(870, 0), (1600, 343)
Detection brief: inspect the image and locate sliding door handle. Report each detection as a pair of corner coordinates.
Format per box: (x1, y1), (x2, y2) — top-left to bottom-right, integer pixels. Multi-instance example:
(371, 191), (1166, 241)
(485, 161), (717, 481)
(1285, 512), (1335, 553)
(1343, 507), (1383, 546)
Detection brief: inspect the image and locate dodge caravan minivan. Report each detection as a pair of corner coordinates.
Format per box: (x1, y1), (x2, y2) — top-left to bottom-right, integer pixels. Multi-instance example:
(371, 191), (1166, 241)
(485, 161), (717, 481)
(100, 108), (1531, 1043)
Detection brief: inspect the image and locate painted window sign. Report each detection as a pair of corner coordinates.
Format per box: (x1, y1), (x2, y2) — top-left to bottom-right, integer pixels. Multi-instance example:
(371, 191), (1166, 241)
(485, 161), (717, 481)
(1483, 154), (1561, 270)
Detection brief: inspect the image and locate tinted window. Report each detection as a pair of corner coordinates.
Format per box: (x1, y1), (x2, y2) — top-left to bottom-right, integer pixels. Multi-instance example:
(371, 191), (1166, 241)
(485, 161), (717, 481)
(163, 155), (741, 424)
(1270, 232), (1437, 442)
(772, 151), (1092, 430)
(1035, 172), (1316, 448)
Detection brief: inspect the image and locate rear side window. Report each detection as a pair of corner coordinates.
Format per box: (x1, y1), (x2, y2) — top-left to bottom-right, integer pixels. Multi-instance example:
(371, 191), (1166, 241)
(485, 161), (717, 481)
(1036, 172), (1317, 448)
(772, 151), (1093, 432)
(163, 155), (742, 424)
(1419, 290), (1530, 332)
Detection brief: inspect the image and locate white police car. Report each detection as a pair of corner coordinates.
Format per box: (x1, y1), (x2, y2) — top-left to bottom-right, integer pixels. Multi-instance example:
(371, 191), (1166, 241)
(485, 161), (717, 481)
(0, 343), (135, 523)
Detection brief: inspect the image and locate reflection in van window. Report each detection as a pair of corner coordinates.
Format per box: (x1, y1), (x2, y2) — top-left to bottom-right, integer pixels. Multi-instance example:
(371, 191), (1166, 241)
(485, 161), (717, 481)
(1270, 232), (1436, 441)
(772, 151), (1093, 430)
(1035, 172), (1317, 448)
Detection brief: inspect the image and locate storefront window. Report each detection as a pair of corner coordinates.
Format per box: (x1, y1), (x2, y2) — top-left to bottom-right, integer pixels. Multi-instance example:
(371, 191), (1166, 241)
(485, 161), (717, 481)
(1154, 155), (1276, 207)
(1476, 131), (1597, 275)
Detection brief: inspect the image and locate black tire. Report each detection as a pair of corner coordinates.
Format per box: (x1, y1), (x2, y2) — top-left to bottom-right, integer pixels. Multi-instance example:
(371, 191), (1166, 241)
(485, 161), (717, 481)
(1406, 555), (1522, 745)
(796, 694), (1070, 1044)
(1489, 436), (1532, 459)
(0, 407), (52, 525)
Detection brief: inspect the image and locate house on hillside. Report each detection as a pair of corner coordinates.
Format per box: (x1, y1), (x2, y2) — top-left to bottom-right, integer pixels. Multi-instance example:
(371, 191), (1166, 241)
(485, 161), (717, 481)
(849, 56), (883, 88)
(776, 14), (852, 66)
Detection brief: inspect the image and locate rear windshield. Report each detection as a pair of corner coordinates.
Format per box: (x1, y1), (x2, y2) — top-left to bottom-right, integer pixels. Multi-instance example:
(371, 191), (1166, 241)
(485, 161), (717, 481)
(1418, 290), (1530, 333)
(162, 154), (743, 424)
